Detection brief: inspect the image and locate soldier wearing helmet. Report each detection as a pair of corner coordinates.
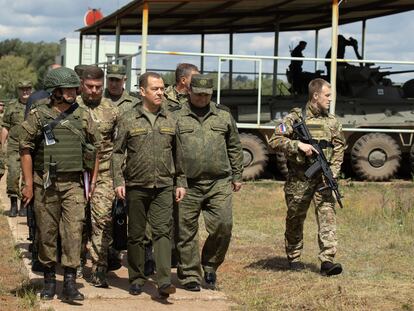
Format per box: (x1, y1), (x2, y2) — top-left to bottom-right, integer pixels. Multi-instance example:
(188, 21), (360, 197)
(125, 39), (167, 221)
(1, 80), (33, 217)
(19, 67), (99, 302)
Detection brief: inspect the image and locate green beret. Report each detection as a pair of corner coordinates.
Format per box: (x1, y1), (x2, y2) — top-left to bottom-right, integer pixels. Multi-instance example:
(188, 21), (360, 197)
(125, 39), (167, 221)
(107, 64), (126, 79)
(190, 75), (213, 95)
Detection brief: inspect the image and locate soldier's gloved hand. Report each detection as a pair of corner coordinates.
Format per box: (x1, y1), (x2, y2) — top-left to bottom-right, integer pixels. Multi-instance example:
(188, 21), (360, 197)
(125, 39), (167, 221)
(175, 187), (186, 202)
(113, 198), (127, 217)
(22, 184), (34, 207)
(115, 185), (126, 200)
(232, 182), (242, 192)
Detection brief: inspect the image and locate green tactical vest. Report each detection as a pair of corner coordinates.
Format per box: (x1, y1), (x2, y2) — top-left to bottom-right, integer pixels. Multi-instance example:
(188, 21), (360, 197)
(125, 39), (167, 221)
(33, 106), (84, 173)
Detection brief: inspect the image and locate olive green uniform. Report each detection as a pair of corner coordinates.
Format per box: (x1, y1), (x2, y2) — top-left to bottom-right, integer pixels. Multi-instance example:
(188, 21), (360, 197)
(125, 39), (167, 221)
(0, 110), (5, 178)
(19, 99), (98, 269)
(3, 99), (26, 198)
(268, 104), (345, 263)
(173, 101), (243, 285)
(164, 85), (188, 109)
(112, 103), (187, 287)
(79, 97), (119, 272)
(103, 89), (139, 116)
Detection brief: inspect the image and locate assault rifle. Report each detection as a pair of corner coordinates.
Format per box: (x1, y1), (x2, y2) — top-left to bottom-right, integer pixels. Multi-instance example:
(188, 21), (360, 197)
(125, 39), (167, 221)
(292, 117), (344, 209)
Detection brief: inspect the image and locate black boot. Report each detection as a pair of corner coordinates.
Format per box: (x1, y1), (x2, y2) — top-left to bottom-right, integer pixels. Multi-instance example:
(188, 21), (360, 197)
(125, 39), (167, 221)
(18, 201), (27, 217)
(320, 261), (343, 276)
(61, 267), (84, 301)
(9, 197), (17, 217)
(40, 267), (56, 300)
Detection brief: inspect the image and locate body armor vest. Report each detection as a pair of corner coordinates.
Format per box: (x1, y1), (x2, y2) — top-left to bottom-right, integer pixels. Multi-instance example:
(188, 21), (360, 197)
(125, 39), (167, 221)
(33, 106), (83, 172)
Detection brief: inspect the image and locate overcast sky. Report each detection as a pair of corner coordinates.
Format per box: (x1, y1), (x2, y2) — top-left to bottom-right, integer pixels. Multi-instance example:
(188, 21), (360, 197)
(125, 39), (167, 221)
(1, 0), (414, 82)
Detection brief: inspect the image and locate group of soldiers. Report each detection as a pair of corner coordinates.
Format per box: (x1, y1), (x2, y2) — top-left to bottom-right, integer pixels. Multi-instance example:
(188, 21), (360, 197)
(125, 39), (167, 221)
(2, 60), (345, 302)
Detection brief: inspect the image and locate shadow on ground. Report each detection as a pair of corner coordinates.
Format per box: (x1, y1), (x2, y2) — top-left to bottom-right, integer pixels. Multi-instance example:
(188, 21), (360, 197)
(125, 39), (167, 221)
(245, 256), (319, 273)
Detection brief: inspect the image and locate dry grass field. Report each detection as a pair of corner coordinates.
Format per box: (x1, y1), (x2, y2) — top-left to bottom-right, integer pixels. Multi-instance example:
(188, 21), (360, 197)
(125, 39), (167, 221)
(1, 181), (414, 310)
(217, 181), (414, 310)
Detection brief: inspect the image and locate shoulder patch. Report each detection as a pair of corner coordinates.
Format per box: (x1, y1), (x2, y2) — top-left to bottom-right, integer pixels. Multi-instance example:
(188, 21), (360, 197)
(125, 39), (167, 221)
(216, 103), (230, 112)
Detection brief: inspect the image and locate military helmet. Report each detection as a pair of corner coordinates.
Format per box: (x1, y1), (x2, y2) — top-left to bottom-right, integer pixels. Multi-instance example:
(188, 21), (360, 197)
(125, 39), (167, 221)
(43, 67), (80, 93)
(17, 80), (33, 88)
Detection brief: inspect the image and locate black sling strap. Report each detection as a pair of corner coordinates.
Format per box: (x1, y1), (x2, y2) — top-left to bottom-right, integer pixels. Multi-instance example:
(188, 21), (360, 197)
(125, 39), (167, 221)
(47, 102), (79, 130)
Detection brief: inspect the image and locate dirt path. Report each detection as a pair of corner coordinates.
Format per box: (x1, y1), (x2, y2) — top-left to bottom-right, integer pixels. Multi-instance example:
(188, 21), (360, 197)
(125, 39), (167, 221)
(2, 176), (234, 311)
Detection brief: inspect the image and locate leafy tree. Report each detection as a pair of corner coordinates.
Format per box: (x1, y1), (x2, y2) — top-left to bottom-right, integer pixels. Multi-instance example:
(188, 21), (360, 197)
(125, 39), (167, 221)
(0, 39), (59, 89)
(0, 55), (37, 99)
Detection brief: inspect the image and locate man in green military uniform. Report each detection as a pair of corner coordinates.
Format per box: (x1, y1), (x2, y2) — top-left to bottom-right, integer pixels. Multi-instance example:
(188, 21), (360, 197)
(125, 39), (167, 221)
(104, 64), (140, 115)
(164, 63), (199, 109)
(78, 66), (120, 287)
(112, 72), (186, 298)
(2, 80), (33, 217)
(174, 75), (243, 291)
(19, 67), (99, 301)
(268, 78), (346, 276)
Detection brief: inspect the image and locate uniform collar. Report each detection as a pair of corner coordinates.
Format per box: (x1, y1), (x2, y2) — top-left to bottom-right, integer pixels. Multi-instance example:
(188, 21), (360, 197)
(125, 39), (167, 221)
(182, 101), (218, 116)
(306, 102), (327, 118)
(136, 103), (166, 118)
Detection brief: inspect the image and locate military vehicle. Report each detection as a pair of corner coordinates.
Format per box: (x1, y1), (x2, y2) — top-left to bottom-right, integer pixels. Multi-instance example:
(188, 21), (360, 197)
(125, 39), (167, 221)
(218, 63), (414, 181)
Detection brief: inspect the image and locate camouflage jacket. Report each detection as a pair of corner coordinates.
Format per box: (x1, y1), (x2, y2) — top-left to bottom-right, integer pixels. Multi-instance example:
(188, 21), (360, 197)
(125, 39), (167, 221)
(103, 89), (139, 116)
(78, 97), (119, 172)
(164, 85), (188, 109)
(268, 103), (346, 178)
(173, 101), (243, 182)
(2, 99), (26, 148)
(111, 103), (187, 189)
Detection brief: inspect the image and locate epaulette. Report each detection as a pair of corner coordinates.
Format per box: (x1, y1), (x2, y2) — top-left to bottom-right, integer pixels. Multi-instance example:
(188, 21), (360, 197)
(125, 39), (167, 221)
(216, 103), (230, 112)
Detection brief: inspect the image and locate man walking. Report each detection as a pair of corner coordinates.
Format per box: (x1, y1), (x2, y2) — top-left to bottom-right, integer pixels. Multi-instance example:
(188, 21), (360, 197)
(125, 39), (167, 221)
(174, 75), (243, 291)
(112, 72), (186, 298)
(19, 67), (98, 301)
(2, 80), (33, 217)
(269, 78), (346, 276)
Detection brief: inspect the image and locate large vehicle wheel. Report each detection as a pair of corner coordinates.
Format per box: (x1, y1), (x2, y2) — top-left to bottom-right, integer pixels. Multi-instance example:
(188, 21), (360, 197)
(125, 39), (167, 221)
(351, 133), (401, 181)
(240, 133), (269, 180)
(410, 143), (414, 174)
(275, 152), (288, 178)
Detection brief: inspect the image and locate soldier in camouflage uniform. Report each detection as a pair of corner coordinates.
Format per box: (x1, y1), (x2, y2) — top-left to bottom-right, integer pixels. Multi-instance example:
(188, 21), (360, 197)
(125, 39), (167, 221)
(104, 64), (139, 115)
(268, 78), (346, 276)
(112, 72), (187, 298)
(174, 75), (243, 291)
(0, 102), (5, 180)
(2, 80), (33, 217)
(19, 67), (99, 301)
(164, 63), (200, 268)
(78, 66), (119, 287)
(164, 63), (199, 109)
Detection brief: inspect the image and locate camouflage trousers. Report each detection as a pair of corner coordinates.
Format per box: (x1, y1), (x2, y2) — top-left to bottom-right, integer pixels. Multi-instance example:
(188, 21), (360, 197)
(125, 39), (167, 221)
(89, 170), (115, 270)
(6, 146), (21, 198)
(34, 171), (85, 269)
(284, 176), (337, 263)
(177, 178), (233, 285)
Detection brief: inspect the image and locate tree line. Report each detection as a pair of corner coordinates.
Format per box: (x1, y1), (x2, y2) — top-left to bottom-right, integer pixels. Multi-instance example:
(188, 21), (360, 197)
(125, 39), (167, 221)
(0, 39), (59, 99)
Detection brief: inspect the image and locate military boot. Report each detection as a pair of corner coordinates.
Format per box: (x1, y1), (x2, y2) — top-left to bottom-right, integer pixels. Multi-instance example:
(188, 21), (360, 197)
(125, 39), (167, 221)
(76, 257), (86, 279)
(18, 201), (27, 217)
(91, 266), (109, 288)
(40, 267), (56, 300)
(320, 261), (343, 276)
(61, 267), (84, 301)
(9, 197), (18, 217)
